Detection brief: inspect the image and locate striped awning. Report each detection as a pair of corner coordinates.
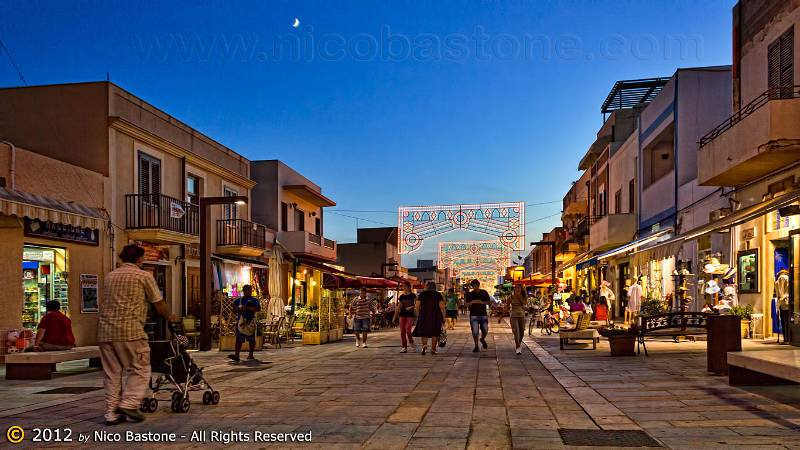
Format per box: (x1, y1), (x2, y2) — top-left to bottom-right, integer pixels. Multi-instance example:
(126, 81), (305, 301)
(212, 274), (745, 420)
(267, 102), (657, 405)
(0, 187), (105, 229)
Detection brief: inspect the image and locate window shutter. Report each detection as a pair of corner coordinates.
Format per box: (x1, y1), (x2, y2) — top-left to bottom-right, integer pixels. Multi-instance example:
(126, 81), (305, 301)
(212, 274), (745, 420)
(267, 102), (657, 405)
(151, 159), (161, 195)
(780, 28), (794, 98)
(139, 156), (151, 196)
(768, 40), (781, 97)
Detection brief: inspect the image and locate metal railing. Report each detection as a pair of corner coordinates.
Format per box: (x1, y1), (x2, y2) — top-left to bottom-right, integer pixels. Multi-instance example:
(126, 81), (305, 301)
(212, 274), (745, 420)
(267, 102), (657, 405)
(217, 219), (267, 249)
(699, 85), (800, 148)
(125, 194), (199, 235)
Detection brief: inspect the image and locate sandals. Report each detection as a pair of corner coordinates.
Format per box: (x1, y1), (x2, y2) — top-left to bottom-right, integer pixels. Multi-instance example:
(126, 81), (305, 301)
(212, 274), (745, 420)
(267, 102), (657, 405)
(421, 346), (427, 355)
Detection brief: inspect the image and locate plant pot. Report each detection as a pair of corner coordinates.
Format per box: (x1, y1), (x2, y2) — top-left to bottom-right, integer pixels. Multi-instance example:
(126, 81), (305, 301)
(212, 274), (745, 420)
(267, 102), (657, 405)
(740, 320), (751, 339)
(218, 335), (263, 351)
(607, 335), (636, 357)
(302, 331), (321, 345)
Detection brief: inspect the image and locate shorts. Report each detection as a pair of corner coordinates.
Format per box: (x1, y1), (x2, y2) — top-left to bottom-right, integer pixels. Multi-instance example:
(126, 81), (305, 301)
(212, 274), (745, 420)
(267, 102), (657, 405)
(353, 318), (371, 333)
(470, 315), (489, 337)
(236, 331), (255, 344)
(446, 310), (458, 319)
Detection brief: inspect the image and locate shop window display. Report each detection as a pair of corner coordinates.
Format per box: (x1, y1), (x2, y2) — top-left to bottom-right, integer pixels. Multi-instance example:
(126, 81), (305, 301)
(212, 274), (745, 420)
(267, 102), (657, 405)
(737, 250), (758, 293)
(21, 246), (69, 330)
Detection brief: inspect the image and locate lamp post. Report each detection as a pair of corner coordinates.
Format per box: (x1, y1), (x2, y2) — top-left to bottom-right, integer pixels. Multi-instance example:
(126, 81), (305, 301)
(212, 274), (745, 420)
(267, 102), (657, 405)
(531, 240), (556, 293)
(199, 195), (248, 351)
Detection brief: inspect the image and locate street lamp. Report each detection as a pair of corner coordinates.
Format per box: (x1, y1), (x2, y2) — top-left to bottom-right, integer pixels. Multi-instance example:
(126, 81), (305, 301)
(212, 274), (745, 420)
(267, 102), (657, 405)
(199, 195), (248, 351)
(531, 240), (556, 293)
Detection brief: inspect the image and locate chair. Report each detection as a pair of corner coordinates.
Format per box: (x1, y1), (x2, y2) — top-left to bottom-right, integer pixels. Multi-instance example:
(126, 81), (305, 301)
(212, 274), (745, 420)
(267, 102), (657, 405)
(263, 317), (284, 348)
(210, 315), (220, 340)
(290, 319), (305, 343)
(181, 317), (200, 349)
(280, 315), (297, 343)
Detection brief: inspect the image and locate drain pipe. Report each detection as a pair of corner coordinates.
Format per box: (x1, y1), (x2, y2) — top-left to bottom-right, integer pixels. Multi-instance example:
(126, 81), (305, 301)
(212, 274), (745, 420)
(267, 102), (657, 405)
(0, 139), (16, 189)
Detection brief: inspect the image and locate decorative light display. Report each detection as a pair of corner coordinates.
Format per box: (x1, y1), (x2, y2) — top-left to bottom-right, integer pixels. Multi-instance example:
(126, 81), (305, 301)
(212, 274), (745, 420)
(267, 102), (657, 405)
(398, 202), (525, 254)
(459, 269), (501, 291)
(438, 240), (511, 277)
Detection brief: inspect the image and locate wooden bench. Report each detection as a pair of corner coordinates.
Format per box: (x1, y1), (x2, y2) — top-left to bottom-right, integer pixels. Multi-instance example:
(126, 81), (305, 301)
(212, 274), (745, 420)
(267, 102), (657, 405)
(728, 349), (800, 386)
(5, 346), (101, 380)
(638, 312), (710, 356)
(560, 313), (599, 350)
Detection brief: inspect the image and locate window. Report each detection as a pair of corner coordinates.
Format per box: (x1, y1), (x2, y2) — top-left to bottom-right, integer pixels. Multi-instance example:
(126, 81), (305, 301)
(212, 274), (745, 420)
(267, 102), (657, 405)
(294, 208), (304, 232)
(614, 189), (622, 214)
(315, 217), (321, 236)
(138, 152), (161, 197)
(281, 202), (289, 232)
(737, 250), (758, 293)
(768, 27), (794, 99)
(186, 175), (200, 205)
(628, 179), (635, 213)
(223, 187), (238, 220)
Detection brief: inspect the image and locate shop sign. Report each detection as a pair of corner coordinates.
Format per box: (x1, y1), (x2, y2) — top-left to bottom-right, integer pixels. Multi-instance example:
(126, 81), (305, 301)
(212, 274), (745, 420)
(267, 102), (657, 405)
(24, 218), (99, 246)
(741, 228), (755, 241)
(23, 247), (55, 262)
(185, 243), (200, 260)
(138, 242), (170, 261)
(169, 201), (186, 219)
(80, 274), (99, 313)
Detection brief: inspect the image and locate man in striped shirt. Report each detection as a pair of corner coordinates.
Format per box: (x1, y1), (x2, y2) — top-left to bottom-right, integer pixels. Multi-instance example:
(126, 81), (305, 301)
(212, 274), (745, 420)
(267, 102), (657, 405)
(350, 287), (375, 348)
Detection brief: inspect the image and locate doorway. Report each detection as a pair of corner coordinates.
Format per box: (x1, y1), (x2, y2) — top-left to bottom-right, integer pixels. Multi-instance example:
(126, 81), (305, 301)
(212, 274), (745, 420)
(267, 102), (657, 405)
(617, 263), (630, 319)
(186, 267), (200, 318)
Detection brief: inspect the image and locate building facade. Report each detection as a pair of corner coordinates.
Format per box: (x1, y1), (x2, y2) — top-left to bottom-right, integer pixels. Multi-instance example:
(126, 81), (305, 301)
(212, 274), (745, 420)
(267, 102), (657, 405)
(336, 227), (398, 277)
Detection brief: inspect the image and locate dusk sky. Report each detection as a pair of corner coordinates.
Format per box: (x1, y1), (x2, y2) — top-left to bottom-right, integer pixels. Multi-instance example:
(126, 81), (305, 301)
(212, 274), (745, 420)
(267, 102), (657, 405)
(0, 0), (734, 265)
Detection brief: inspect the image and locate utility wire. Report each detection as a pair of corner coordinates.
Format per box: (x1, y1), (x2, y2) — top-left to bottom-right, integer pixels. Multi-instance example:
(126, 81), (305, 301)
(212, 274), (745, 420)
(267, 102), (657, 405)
(0, 38), (27, 85)
(327, 211), (394, 227)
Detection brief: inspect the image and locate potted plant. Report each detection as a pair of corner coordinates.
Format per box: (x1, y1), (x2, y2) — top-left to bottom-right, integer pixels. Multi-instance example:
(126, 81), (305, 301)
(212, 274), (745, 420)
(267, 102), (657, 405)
(599, 325), (639, 357)
(640, 298), (668, 317)
(731, 304), (754, 339)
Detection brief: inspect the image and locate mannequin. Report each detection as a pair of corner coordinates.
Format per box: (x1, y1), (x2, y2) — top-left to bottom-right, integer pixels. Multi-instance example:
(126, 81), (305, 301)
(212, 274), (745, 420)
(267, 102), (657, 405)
(626, 278), (643, 325)
(775, 269), (790, 343)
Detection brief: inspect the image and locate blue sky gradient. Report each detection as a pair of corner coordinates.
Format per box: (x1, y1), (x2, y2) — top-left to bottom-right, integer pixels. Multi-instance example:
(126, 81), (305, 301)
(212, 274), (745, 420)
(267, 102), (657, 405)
(0, 0), (735, 264)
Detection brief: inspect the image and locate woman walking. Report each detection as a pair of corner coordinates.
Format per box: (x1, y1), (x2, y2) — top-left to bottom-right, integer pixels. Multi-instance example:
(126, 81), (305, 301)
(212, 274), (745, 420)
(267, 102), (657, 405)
(412, 281), (446, 355)
(445, 288), (459, 330)
(393, 282), (417, 353)
(509, 283), (527, 355)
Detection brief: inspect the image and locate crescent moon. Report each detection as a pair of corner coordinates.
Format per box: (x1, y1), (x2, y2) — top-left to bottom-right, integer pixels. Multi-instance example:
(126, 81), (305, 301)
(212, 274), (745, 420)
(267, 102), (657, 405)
(292, 18), (300, 28)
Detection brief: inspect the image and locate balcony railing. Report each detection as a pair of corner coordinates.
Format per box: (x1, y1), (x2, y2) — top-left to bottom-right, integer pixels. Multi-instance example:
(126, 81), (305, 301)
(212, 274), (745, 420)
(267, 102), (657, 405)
(217, 219), (267, 249)
(323, 238), (335, 249)
(309, 233), (322, 245)
(125, 194), (199, 235)
(699, 85), (800, 147)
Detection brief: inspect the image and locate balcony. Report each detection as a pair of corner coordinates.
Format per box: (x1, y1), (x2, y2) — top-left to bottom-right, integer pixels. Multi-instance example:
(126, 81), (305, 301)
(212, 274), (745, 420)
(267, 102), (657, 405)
(216, 219), (272, 257)
(589, 213), (636, 252)
(125, 194), (199, 244)
(699, 86), (800, 187)
(279, 230), (336, 261)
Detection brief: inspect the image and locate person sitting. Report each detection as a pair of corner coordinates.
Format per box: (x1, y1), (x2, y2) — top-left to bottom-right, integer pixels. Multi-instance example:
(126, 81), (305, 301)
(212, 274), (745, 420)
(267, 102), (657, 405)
(27, 300), (75, 352)
(595, 296), (609, 324)
(701, 302), (714, 313)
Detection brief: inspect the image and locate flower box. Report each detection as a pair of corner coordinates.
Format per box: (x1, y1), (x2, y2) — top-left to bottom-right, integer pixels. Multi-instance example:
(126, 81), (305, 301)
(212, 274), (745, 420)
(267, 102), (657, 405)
(608, 335), (636, 357)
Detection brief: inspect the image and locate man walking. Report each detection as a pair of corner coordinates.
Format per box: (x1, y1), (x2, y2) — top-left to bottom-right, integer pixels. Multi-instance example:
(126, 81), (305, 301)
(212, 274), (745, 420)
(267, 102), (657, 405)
(98, 245), (174, 425)
(466, 279), (491, 352)
(350, 287), (375, 348)
(229, 284), (261, 362)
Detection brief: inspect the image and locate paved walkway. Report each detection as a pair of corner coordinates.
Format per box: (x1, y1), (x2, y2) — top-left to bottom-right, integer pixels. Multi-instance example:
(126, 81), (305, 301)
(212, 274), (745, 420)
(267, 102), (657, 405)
(0, 317), (798, 449)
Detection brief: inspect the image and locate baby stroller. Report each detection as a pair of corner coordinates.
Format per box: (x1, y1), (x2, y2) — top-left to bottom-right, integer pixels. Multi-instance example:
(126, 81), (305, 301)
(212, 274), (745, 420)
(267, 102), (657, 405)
(139, 324), (220, 414)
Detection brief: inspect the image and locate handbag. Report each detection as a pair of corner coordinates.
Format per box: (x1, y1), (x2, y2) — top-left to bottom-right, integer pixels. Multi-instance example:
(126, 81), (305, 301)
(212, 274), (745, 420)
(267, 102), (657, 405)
(438, 325), (447, 347)
(237, 316), (256, 336)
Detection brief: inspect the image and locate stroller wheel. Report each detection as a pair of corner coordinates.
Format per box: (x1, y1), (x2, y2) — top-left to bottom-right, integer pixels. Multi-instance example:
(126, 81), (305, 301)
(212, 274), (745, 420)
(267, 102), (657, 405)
(176, 397), (190, 413)
(171, 391), (182, 403)
(146, 397), (159, 413)
(211, 391), (220, 405)
(202, 391), (212, 405)
(139, 398), (149, 413)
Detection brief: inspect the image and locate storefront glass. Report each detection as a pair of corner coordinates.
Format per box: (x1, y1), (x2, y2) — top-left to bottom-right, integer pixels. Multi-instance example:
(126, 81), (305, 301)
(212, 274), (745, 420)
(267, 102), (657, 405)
(22, 245), (69, 330)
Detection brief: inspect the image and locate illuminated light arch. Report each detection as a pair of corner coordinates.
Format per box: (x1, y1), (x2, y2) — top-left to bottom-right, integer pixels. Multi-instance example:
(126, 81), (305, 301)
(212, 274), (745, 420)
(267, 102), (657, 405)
(398, 202), (525, 254)
(438, 240), (511, 278)
(459, 269), (501, 290)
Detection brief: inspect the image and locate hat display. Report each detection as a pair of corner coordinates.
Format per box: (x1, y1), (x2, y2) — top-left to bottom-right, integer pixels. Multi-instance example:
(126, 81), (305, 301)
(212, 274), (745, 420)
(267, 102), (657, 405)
(601, 280), (611, 288)
(705, 280), (721, 294)
(722, 267), (736, 281)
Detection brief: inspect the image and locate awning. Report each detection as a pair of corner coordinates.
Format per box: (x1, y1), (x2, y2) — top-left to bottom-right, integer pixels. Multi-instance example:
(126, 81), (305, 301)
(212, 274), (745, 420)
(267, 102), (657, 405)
(212, 253), (269, 269)
(283, 185), (336, 207)
(557, 250), (592, 273)
(295, 257), (353, 278)
(596, 229), (673, 261)
(630, 237), (685, 268)
(576, 257), (598, 271)
(0, 187), (105, 229)
(680, 188), (800, 241)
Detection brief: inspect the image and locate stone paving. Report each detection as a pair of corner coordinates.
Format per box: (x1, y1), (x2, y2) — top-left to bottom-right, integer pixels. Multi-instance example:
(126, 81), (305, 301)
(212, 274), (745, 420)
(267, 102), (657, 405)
(0, 317), (798, 449)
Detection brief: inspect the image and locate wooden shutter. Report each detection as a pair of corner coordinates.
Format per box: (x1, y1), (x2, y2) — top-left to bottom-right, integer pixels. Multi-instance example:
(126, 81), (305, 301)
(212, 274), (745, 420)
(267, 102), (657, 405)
(138, 153), (161, 197)
(769, 39), (781, 98)
(151, 158), (161, 195)
(139, 155), (151, 196)
(780, 27), (794, 98)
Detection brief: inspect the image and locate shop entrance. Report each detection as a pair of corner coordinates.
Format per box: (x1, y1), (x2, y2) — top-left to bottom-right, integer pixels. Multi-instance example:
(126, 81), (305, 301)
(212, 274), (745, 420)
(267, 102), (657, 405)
(22, 245), (68, 330)
(617, 263), (630, 318)
(772, 238), (796, 344)
(142, 264), (168, 339)
(186, 267), (200, 318)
